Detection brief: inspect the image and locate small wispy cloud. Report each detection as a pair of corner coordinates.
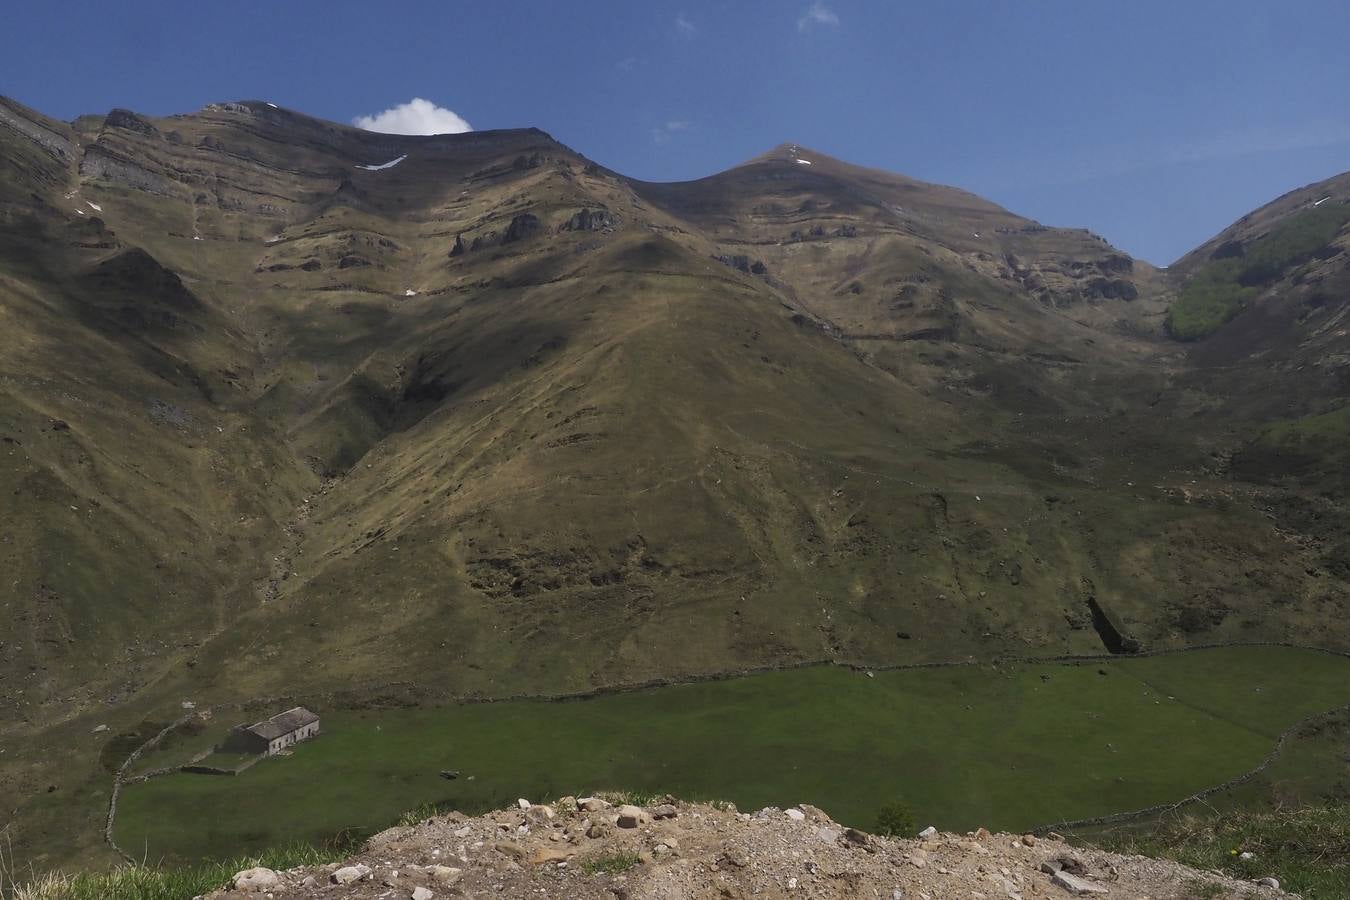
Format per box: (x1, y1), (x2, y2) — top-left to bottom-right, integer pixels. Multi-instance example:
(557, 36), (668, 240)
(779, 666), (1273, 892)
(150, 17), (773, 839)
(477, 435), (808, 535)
(352, 98), (472, 135)
(651, 120), (691, 145)
(675, 13), (696, 36)
(797, 1), (839, 31)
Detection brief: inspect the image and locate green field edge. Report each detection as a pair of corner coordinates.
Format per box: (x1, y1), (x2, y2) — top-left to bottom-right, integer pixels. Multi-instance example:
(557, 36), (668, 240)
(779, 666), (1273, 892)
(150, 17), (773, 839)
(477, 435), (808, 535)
(104, 640), (1350, 864)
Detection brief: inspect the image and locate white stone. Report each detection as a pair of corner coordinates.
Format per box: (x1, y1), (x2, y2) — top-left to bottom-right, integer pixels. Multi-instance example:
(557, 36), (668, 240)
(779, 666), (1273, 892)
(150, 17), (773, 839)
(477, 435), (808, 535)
(1050, 870), (1108, 895)
(785, 808), (806, 821)
(578, 796), (610, 811)
(430, 865), (463, 885)
(616, 804), (647, 828)
(411, 887), (434, 900)
(331, 863), (371, 884)
(1257, 877), (1280, 890)
(517, 798), (531, 810)
(918, 826), (938, 839)
(231, 867), (279, 892)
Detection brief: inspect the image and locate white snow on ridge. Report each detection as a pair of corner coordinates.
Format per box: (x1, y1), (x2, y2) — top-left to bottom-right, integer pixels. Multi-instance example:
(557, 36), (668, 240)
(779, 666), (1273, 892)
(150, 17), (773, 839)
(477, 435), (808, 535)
(795, 158), (812, 166)
(266, 102), (278, 109)
(404, 289), (417, 297)
(1313, 196), (1331, 207)
(86, 201), (102, 212)
(356, 155), (407, 171)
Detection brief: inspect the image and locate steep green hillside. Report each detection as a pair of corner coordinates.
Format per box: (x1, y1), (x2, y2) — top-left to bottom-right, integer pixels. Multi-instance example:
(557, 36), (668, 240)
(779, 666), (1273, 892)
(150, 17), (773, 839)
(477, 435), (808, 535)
(1167, 203), (1350, 339)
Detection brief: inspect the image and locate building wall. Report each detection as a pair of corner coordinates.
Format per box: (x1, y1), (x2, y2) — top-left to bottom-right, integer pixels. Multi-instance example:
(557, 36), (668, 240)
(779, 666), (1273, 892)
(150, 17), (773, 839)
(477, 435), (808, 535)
(266, 720), (321, 755)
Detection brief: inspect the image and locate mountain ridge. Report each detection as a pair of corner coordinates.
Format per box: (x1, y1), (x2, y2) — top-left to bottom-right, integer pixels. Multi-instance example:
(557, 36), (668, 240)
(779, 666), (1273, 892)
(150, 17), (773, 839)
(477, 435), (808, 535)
(1, 95), (1348, 871)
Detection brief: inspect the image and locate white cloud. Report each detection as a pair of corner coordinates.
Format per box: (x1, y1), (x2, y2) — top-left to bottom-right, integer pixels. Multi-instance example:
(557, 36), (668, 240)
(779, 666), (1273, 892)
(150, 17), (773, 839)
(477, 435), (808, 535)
(352, 98), (472, 136)
(797, 1), (839, 31)
(651, 120), (691, 144)
(675, 13), (696, 36)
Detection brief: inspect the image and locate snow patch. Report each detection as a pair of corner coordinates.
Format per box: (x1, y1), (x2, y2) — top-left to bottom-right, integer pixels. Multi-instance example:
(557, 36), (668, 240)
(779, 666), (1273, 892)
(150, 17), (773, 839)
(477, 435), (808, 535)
(356, 155), (407, 171)
(404, 289), (417, 297)
(1313, 196), (1331, 207)
(266, 102), (278, 109)
(193, 236), (202, 241)
(795, 158), (812, 166)
(86, 201), (102, 212)
(264, 235), (283, 244)
(75, 209), (85, 215)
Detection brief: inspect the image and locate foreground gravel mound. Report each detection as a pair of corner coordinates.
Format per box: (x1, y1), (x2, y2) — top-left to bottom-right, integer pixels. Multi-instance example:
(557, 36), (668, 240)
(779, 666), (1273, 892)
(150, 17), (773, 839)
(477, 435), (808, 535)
(205, 797), (1292, 899)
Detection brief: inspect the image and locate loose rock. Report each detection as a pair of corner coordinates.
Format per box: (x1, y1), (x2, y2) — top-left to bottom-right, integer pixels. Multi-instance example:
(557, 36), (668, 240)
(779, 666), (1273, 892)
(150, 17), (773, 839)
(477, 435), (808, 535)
(429, 865), (462, 885)
(231, 867), (279, 892)
(331, 863), (371, 884)
(1051, 870), (1109, 895)
(616, 805), (647, 828)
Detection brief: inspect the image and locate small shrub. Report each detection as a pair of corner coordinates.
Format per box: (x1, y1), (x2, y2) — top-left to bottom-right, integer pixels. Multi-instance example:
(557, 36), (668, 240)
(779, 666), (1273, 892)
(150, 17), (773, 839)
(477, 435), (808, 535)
(873, 800), (916, 838)
(602, 789), (661, 807)
(397, 802), (444, 826)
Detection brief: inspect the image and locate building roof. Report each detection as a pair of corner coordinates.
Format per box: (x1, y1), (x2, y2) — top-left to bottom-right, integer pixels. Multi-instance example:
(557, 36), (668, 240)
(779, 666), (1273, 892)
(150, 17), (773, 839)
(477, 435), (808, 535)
(246, 706), (319, 741)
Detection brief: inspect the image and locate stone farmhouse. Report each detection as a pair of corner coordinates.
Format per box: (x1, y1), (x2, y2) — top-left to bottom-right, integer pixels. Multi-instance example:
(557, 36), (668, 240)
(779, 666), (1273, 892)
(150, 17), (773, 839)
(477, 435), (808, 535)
(223, 706), (321, 756)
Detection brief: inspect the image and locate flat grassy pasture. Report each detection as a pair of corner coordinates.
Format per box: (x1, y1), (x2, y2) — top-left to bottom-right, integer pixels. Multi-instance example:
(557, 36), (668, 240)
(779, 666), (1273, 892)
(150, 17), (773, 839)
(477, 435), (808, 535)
(115, 646), (1350, 863)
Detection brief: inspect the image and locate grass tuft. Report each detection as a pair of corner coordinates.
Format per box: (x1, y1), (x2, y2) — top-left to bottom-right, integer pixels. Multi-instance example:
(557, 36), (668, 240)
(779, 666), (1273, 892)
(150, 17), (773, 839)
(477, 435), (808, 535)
(1, 841), (345, 900)
(580, 851), (641, 876)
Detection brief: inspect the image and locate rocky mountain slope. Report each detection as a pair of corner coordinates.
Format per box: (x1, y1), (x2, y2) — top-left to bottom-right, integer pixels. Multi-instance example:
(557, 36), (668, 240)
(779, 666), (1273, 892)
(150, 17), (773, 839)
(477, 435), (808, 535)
(1, 95), (1348, 870)
(202, 796), (1292, 899)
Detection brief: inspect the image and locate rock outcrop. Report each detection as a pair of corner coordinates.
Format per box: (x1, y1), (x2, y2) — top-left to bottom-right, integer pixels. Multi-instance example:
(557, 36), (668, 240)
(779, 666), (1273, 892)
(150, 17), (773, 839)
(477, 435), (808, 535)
(560, 207), (618, 232)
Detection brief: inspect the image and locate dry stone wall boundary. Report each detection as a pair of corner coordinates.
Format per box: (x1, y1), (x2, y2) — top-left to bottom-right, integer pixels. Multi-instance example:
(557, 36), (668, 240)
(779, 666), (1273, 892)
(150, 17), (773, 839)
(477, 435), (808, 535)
(1031, 700), (1350, 836)
(104, 711), (200, 863)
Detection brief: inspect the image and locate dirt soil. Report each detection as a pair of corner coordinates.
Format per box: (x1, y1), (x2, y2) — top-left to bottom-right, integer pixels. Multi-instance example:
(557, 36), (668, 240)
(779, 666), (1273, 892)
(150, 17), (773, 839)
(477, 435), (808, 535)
(204, 797), (1292, 899)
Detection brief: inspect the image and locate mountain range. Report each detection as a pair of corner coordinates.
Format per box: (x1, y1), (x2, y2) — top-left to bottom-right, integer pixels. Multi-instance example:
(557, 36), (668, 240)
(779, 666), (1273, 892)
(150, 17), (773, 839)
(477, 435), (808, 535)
(1, 95), (1348, 865)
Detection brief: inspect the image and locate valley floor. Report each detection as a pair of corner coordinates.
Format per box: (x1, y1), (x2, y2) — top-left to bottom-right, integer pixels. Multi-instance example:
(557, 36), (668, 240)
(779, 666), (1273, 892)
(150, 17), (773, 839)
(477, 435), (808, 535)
(112, 645), (1349, 864)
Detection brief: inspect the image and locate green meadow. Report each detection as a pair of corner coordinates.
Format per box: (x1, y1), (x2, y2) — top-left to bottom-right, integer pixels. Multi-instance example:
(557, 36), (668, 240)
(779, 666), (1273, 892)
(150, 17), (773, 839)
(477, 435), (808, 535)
(115, 645), (1350, 863)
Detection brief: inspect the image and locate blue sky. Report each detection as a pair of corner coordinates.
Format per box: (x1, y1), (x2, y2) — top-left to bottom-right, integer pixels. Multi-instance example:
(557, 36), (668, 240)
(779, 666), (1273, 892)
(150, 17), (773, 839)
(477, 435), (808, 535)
(3, 1), (1348, 264)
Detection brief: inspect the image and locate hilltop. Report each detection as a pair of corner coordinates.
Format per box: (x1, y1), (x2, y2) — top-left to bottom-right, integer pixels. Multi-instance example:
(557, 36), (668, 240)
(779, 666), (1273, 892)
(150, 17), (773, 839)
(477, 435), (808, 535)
(1, 95), (1348, 871)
